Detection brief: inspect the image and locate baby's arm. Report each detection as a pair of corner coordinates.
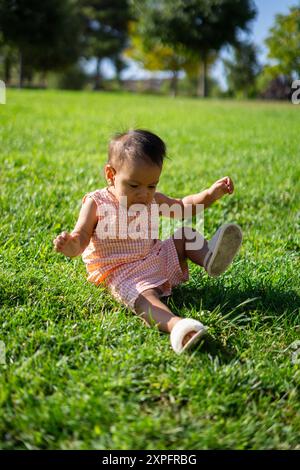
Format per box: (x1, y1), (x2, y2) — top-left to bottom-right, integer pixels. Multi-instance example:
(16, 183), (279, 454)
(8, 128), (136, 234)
(155, 176), (234, 218)
(182, 176), (234, 213)
(53, 197), (97, 258)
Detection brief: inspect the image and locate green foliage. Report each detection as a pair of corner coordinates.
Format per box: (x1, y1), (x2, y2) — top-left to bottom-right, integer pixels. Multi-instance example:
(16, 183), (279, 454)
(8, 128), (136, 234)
(0, 0), (132, 84)
(0, 0), (82, 73)
(255, 6), (300, 100)
(55, 64), (89, 90)
(0, 90), (300, 449)
(0, 32), (18, 83)
(223, 42), (261, 98)
(80, 0), (132, 62)
(126, 22), (192, 73)
(133, 0), (256, 57)
(132, 0), (257, 96)
(265, 6), (300, 78)
(125, 21), (200, 96)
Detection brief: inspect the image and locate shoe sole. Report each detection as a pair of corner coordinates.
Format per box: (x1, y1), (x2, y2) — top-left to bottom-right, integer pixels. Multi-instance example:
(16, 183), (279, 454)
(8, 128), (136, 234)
(207, 224), (243, 277)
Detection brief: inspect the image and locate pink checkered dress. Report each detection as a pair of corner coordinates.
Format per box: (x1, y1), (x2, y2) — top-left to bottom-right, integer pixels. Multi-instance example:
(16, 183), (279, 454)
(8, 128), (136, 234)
(81, 187), (189, 311)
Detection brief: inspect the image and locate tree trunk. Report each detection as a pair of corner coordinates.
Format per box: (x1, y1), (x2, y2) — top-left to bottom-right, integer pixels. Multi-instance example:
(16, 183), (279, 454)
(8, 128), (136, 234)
(26, 69), (33, 87)
(94, 57), (102, 90)
(114, 57), (124, 89)
(115, 66), (123, 90)
(41, 71), (47, 88)
(19, 51), (25, 88)
(170, 70), (179, 97)
(115, 69), (122, 87)
(4, 54), (11, 85)
(196, 57), (208, 97)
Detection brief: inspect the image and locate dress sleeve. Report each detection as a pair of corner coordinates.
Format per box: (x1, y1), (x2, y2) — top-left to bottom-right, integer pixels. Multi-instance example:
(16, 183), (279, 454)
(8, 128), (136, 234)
(82, 190), (102, 216)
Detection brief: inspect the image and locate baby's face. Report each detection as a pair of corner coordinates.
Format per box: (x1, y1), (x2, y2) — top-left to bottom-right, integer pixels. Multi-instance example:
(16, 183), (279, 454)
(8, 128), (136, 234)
(107, 160), (162, 208)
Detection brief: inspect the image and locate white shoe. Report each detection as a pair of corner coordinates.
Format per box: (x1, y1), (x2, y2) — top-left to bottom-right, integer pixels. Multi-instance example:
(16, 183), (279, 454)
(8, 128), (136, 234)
(170, 318), (208, 354)
(203, 223), (243, 277)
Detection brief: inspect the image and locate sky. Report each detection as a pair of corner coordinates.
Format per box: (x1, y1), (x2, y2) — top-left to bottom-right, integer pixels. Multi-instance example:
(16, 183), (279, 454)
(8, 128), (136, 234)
(86, 0), (298, 87)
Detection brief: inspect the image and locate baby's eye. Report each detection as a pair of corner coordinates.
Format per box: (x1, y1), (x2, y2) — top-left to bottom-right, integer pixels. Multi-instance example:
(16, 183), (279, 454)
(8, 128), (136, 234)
(128, 183), (157, 189)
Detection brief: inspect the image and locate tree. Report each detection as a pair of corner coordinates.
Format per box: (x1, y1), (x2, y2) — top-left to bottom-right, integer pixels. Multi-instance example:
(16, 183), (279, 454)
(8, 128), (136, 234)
(265, 6), (300, 79)
(223, 42), (261, 98)
(126, 21), (199, 96)
(79, 0), (132, 89)
(0, 0), (82, 87)
(257, 75), (291, 101)
(0, 33), (18, 85)
(132, 0), (256, 97)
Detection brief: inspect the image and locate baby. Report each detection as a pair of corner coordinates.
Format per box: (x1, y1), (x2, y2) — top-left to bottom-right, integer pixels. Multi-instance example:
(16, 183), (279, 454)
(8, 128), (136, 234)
(53, 130), (242, 354)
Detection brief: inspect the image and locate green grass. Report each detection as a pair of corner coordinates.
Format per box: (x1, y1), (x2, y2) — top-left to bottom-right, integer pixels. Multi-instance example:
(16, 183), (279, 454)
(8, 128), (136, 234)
(0, 89), (300, 450)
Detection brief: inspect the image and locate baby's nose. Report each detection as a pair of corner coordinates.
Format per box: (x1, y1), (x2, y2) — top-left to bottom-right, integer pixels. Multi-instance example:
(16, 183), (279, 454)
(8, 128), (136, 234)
(137, 187), (150, 201)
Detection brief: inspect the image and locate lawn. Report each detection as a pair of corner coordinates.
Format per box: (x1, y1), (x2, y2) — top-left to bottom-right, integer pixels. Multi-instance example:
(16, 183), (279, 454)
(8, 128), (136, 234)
(0, 89), (299, 450)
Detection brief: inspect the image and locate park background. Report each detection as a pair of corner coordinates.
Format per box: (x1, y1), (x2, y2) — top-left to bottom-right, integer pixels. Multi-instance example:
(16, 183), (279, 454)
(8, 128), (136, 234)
(0, 0), (300, 450)
(1, 0), (300, 99)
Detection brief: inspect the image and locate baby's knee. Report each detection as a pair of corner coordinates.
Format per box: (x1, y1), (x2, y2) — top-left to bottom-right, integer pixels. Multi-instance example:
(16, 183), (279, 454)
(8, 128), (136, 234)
(175, 226), (204, 251)
(173, 226), (198, 256)
(174, 226), (197, 241)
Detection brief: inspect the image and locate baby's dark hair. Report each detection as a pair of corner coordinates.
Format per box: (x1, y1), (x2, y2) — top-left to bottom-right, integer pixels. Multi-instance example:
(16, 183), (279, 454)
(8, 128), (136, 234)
(108, 129), (167, 170)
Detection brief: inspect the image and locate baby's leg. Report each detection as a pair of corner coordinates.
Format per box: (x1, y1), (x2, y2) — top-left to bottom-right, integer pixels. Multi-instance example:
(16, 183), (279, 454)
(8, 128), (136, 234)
(173, 224), (242, 277)
(134, 288), (197, 346)
(172, 226), (209, 268)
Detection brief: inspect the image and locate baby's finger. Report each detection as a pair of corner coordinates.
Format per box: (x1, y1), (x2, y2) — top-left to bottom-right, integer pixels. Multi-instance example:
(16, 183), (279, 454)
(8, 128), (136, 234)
(54, 237), (65, 248)
(56, 231), (67, 239)
(221, 181), (228, 190)
(224, 176), (232, 193)
(58, 233), (69, 243)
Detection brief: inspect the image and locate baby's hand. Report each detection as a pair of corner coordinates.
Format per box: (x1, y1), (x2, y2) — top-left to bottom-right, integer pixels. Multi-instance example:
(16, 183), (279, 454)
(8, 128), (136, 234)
(208, 176), (234, 202)
(53, 231), (81, 258)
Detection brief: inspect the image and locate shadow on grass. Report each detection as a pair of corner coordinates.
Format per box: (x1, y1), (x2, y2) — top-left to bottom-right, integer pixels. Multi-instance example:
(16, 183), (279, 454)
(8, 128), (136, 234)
(162, 280), (300, 362)
(171, 280), (300, 318)
(194, 334), (236, 363)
